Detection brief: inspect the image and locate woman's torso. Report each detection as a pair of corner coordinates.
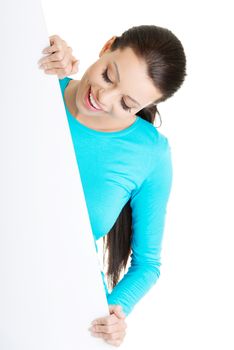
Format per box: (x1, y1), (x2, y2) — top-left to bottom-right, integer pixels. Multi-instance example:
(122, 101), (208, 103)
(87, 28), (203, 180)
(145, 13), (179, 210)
(59, 77), (167, 241)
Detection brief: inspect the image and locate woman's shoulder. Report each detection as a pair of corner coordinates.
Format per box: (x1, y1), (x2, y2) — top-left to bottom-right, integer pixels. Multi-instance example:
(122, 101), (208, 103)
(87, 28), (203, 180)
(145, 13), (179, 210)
(139, 118), (172, 173)
(136, 116), (170, 152)
(58, 76), (74, 93)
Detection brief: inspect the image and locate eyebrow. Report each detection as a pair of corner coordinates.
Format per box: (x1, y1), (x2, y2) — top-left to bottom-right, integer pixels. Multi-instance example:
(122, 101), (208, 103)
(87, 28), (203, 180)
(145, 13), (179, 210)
(112, 61), (141, 106)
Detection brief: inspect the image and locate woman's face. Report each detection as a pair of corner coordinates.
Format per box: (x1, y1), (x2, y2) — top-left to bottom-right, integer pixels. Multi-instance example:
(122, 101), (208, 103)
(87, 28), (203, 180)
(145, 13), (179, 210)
(75, 36), (163, 124)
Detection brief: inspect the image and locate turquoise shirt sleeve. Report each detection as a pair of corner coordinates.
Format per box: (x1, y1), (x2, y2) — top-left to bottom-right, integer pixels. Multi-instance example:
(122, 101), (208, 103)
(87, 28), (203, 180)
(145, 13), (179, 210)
(106, 138), (173, 316)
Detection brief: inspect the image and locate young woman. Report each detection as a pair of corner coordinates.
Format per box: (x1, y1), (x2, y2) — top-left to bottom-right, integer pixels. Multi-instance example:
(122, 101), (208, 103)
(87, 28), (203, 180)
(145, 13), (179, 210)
(38, 25), (187, 346)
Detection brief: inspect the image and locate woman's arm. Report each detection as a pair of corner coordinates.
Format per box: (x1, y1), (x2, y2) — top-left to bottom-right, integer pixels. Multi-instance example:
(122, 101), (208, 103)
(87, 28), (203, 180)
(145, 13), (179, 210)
(86, 138), (172, 343)
(37, 35), (79, 78)
(107, 135), (173, 317)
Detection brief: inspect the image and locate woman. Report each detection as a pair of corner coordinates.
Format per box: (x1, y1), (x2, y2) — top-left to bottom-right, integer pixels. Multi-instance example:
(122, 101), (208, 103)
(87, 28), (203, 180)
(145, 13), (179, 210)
(38, 25), (187, 346)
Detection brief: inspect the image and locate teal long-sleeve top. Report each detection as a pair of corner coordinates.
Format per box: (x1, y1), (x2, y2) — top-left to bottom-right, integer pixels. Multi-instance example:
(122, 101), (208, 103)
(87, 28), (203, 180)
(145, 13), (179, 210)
(58, 77), (173, 316)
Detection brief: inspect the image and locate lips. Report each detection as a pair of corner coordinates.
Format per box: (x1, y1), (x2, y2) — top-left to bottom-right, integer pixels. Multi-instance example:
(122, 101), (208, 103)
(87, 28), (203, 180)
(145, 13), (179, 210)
(90, 87), (103, 110)
(85, 86), (102, 111)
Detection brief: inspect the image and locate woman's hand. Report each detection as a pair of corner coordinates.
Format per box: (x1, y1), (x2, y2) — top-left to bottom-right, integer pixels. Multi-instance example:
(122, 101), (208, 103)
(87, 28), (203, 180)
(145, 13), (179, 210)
(37, 34), (79, 79)
(89, 304), (127, 347)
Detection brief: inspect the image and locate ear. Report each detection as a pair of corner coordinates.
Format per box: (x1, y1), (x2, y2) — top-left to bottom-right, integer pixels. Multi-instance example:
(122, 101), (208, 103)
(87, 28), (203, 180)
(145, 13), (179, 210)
(99, 35), (117, 57)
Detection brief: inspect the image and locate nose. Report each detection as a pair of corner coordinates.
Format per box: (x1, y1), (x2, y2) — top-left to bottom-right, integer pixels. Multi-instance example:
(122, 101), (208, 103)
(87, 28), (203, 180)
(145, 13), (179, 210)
(97, 87), (118, 109)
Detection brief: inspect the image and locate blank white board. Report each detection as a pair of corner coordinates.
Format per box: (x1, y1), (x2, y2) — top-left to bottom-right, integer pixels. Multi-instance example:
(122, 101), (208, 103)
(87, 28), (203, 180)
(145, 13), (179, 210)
(0, 0), (110, 348)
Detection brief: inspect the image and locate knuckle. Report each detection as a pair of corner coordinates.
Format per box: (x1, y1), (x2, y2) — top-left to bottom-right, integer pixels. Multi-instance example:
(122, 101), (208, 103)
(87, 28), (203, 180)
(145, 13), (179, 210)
(56, 52), (64, 61)
(71, 67), (78, 74)
(53, 35), (61, 41)
(53, 44), (60, 52)
(45, 56), (51, 63)
(59, 67), (66, 75)
(58, 43), (63, 51)
(120, 326), (126, 333)
(59, 60), (67, 68)
(73, 58), (79, 65)
(103, 326), (110, 333)
(55, 44), (61, 52)
(109, 333), (115, 340)
(103, 333), (108, 339)
(59, 69), (66, 76)
(105, 318), (110, 326)
(51, 44), (58, 52)
(64, 66), (71, 74)
(107, 318), (113, 326)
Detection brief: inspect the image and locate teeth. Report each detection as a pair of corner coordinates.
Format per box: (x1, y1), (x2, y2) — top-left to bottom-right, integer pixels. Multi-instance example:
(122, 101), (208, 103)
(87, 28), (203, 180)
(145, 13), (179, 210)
(89, 91), (100, 110)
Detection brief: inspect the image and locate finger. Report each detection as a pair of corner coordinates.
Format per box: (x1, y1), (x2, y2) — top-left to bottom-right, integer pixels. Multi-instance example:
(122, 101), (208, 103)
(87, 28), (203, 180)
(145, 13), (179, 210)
(42, 34), (68, 54)
(92, 313), (119, 326)
(42, 39), (64, 54)
(43, 67), (71, 79)
(38, 50), (65, 65)
(42, 43), (62, 54)
(69, 54), (80, 74)
(70, 60), (79, 75)
(106, 339), (122, 347)
(54, 49), (76, 70)
(49, 34), (63, 43)
(49, 34), (64, 49)
(109, 304), (126, 318)
(109, 304), (123, 313)
(96, 330), (126, 341)
(39, 47), (70, 67)
(39, 50), (73, 72)
(38, 49), (78, 74)
(92, 322), (125, 334)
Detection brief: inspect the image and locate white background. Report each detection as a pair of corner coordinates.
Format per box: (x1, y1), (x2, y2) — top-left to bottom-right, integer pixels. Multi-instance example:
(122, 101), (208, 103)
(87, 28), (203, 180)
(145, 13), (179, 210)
(0, 0), (110, 348)
(41, 1), (234, 348)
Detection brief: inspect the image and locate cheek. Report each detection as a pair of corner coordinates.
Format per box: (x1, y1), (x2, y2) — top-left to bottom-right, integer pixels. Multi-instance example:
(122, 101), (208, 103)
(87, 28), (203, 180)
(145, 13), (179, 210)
(87, 64), (101, 81)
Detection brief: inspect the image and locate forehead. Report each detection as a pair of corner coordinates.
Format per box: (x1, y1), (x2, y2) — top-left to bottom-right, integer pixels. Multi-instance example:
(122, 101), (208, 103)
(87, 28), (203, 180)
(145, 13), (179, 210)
(103, 47), (162, 104)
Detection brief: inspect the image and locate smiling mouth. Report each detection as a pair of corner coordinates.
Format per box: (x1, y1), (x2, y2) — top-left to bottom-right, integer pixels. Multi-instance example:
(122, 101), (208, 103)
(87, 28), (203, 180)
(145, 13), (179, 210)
(85, 86), (103, 111)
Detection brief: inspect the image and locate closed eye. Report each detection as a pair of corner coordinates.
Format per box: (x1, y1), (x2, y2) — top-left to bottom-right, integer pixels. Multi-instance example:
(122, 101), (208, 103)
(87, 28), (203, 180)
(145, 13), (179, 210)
(101, 68), (132, 112)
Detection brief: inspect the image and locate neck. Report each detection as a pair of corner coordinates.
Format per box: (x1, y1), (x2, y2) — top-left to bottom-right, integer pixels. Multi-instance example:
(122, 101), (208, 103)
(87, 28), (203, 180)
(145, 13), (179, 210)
(64, 79), (80, 117)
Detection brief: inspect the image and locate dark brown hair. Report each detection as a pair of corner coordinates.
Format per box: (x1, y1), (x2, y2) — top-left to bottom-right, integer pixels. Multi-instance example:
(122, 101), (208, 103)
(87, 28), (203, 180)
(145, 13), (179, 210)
(102, 24), (187, 291)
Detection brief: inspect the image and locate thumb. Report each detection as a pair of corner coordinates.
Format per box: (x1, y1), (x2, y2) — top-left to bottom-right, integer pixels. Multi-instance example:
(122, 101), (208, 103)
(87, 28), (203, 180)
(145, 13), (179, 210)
(109, 304), (126, 318)
(70, 56), (79, 75)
